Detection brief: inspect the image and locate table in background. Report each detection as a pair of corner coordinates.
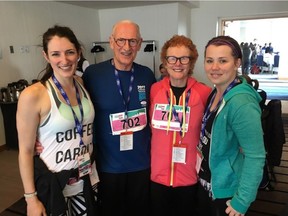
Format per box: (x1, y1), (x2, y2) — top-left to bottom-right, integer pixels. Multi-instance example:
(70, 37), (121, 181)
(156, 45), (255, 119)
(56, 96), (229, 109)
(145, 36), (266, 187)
(0, 102), (18, 149)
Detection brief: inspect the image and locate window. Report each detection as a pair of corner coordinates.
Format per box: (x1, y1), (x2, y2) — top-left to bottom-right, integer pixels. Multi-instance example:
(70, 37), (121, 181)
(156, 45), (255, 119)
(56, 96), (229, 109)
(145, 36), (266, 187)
(220, 16), (288, 79)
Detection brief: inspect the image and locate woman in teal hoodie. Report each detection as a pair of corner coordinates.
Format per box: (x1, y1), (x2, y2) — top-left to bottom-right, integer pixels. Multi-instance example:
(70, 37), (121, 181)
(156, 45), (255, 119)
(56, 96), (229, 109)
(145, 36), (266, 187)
(196, 36), (265, 216)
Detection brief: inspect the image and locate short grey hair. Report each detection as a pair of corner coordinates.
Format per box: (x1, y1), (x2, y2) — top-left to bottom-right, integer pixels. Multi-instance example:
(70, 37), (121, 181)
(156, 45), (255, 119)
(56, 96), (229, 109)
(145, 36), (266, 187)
(111, 20), (141, 39)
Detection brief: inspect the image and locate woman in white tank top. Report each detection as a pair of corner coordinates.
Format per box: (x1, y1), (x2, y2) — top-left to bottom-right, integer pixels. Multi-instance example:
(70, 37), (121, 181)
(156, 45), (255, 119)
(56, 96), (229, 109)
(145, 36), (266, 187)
(17, 25), (99, 216)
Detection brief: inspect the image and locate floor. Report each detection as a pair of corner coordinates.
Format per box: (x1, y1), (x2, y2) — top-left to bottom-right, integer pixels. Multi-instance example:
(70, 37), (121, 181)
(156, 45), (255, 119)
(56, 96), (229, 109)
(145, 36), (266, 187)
(247, 114), (288, 216)
(0, 149), (23, 213)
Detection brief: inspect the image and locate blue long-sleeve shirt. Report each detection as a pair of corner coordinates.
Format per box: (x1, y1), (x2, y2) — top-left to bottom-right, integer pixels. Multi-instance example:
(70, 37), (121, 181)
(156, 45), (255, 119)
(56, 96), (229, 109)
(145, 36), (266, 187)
(83, 59), (156, 173)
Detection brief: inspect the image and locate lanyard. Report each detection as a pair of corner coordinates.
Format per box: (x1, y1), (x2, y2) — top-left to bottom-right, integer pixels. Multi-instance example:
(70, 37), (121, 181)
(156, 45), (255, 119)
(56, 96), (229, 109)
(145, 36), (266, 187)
(201, 77), (238, 137)
(114, 67), (134, 118)
(52, 74), (84, 146)
(166, 88), (191, 139)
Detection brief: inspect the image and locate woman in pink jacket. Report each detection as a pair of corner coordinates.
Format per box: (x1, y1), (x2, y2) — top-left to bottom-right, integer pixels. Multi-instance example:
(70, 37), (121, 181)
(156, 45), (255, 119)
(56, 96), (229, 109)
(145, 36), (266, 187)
(150, 35), (211, 216)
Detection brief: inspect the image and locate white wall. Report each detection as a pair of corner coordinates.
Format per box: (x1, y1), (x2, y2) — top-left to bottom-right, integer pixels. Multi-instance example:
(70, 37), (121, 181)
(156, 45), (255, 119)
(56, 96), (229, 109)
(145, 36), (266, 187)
(178, 3), (191, 37)
(0, 1), (99, 147)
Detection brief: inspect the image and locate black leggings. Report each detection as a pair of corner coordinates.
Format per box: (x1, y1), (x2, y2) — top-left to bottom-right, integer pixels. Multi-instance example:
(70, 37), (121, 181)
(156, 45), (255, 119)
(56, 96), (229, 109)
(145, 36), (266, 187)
(151, 181), (198, 216)
(197, 183), (231, 216)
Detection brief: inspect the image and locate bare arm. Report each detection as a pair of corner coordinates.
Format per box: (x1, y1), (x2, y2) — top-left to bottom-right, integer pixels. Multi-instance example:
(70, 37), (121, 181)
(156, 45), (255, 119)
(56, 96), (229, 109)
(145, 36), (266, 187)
(17, 83), (47, 216)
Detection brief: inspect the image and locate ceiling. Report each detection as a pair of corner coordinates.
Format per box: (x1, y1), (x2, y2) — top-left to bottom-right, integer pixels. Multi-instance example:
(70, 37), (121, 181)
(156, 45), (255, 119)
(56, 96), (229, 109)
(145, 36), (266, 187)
(58, 1), (199, 10)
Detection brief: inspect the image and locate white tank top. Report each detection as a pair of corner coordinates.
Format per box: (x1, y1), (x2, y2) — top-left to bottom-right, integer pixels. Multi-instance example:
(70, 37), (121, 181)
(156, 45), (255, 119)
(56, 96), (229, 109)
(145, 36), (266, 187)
(37, 79), (95, 172)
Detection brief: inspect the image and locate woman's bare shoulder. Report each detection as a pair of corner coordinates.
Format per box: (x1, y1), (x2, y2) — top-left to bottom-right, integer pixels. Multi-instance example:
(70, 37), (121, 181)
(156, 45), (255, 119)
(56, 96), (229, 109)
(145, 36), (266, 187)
(19, 82), (46, 101)
(17, 82), (51, 112)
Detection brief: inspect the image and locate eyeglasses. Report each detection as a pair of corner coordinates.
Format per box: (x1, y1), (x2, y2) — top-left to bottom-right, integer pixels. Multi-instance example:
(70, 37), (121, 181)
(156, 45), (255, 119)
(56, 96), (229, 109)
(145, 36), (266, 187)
(165, 56), (191, 65)
(114, 38), (139, 47)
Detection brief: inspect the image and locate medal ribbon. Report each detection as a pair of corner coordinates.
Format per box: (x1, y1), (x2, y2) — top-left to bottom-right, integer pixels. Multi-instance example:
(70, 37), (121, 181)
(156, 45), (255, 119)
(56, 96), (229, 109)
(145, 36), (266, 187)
(52, 74), (84, 146)
(201, 77), (239, 137)
(166, 88), (191, 139)
(114, 67), (134, 123)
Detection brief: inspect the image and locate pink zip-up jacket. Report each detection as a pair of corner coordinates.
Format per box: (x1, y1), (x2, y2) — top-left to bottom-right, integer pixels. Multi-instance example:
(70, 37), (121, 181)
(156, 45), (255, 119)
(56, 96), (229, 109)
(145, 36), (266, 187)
(150, 76), (211, 187)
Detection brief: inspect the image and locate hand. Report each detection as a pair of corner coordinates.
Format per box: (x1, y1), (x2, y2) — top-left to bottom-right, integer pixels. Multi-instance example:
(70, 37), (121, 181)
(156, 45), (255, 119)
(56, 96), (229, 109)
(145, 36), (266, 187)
(34, 140), (44, 155)
(26, 196), (47, 216)
(225, 200), (245, 216)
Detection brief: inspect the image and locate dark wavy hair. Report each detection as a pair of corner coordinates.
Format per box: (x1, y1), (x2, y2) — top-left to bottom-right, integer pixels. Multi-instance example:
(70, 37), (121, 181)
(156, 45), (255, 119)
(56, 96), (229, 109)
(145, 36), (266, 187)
(161, 35), (198, 75)
(39, 25), (81, 84)
(204, 35), (242, 60)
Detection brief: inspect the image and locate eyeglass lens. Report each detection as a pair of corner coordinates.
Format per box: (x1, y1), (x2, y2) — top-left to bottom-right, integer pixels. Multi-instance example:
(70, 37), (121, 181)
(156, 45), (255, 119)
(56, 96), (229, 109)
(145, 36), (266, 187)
(115, 38), (138, 47)
(166, 56), (191, 65)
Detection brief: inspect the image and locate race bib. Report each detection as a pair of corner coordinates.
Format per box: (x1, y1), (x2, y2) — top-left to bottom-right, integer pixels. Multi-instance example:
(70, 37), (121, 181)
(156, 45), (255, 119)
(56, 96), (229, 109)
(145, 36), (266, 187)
(151, 104), (190, 131)
(109, 108), (147, 135)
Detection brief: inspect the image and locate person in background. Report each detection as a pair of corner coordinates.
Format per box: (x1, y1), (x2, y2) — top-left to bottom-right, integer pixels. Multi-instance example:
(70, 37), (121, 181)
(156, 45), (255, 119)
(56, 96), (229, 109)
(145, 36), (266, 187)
(196, 35), (265, 216)
(241, 42), (252, 75)
(157, 63), (168, 81)
(83, 20), (156, 216)
(75, 51), (90, 77)
(265, 42), (274, 54)
(263, 49), (274, 73)
(149, 35), (211, 216)
(261, 43), (267, 55)
(250, 42), (257, 68)
(17, 25), (99, 216)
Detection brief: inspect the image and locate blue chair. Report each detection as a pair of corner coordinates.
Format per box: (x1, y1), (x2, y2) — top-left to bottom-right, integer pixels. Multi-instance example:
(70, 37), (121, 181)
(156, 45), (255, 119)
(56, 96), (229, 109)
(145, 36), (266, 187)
(256, 55), (268, 73)
(257, 55), (264, 67)
(273, 55), (280, 73)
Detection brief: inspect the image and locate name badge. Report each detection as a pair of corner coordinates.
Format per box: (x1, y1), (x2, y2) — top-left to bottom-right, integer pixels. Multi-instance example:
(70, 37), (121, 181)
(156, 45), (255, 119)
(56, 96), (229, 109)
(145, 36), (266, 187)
(172, 144), (187, 164)
(196, 147), (203, 174)
(120, 131), (133, 151)
(78, 153), (92, 177)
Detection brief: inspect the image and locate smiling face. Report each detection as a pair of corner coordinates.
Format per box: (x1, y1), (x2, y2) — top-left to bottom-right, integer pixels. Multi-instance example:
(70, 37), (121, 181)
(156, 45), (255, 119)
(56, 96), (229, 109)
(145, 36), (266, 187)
(204, 45), (241, 92)
(109, 21), (142, 71)
(165, 45), (191, 87)
(43, 36), (79, 80)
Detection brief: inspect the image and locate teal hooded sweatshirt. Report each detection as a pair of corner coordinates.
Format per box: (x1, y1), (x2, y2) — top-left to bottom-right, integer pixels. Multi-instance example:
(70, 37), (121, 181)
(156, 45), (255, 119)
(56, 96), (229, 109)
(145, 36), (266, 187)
(209, 77), (266, 214)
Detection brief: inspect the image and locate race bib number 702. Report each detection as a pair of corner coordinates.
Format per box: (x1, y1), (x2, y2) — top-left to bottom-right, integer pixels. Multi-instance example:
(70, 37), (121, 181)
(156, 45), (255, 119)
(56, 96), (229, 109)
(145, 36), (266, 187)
(109, 108), (147, 135)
